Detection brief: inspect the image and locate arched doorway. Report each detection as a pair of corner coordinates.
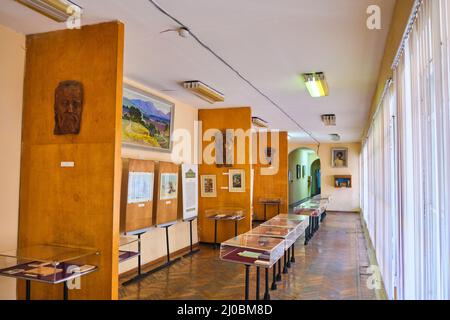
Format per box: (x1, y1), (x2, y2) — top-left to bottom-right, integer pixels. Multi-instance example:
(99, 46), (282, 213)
(288, 147), (320, 207)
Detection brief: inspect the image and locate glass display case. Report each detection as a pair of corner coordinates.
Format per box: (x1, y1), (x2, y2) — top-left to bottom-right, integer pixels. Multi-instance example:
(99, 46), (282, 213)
(262, 217), (308, 239)
(246, 225), (297, 250)
(220, 234), (285, 268)
(206, 207), (245, 221)
(206, 207), (246, 247)
(119, 236), (140, 264)
(0, 244), (99, 300)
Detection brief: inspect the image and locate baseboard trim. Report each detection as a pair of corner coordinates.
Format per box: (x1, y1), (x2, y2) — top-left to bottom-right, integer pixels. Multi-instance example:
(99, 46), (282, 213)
(119, 242), (200, 282)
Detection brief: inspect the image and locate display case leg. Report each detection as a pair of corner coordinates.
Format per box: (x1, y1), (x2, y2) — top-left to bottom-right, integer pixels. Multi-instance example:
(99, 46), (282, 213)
(264, 204), (267, 221)
(245, 265), (250, 301)
(264, 268), (271, 300)
(276, 260), (282, 281)
(283, 252), (288, 274)
(256, 267), (260, 300)
(183, 219), (200, 257)
(304, 219), (310, 246)
(291, 244), (296, 263)
(63, 282), (68, 300)
(271, 266), (277, 291)
(214, 220), (218, 249)
(287, 248), (291, 268)
(26, 280), (31, 301)
(234, 221), (238, 237)
(138, 233), (142, 275)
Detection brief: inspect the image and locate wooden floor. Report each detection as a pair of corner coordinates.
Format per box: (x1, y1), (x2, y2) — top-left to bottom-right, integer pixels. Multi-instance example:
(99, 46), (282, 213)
(119, 212), (377, 300)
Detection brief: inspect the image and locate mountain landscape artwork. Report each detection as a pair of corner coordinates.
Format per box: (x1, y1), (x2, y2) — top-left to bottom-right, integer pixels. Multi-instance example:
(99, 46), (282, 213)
(122, 86), (174, 151)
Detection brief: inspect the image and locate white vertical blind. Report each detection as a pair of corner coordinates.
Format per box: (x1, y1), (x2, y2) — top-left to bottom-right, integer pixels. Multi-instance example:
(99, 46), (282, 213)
(362, 0), (450, 300)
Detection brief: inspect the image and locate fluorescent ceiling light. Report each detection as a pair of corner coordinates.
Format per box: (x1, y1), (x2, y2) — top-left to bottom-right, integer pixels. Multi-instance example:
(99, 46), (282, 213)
(16, 0), (82, 23)
(252, 117), (269, 128)
(303, 72), (329, 98)
(183, 81), (224, 104)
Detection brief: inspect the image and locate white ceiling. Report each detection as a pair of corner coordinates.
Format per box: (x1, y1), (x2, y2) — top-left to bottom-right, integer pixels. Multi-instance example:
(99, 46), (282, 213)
(0, 0), (395, 143)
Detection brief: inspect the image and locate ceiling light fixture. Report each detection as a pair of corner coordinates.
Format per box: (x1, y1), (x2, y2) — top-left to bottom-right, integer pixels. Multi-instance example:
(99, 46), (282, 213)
(252, 117), (269, 128)
(16, 0), (82, 23)
(321, 114), (336, 126)
(182, 81), (224, 104)
(303, 72), (329, 98)
(330, 134), (341, 142)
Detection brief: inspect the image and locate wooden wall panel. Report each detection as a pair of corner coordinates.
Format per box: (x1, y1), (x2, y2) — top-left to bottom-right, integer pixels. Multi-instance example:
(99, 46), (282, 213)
(253, 132), (289, 220)
(18, 22), (124, 300)
(154, 162), (179, 226)
(198, 107), (252, 243)
(120, 159), (155, 233)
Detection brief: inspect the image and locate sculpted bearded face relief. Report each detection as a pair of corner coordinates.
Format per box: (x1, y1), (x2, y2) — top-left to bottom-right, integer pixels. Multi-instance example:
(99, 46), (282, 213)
(54, 81), (84, 135)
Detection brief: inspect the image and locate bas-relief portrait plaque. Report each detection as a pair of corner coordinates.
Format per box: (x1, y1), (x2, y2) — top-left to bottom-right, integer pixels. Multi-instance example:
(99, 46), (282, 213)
(54, 80), (84, 135)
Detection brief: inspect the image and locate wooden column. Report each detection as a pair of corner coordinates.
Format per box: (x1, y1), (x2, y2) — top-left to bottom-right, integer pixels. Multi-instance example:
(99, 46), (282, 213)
(198, 107), (252, 243)
(18, 22), (124, 300)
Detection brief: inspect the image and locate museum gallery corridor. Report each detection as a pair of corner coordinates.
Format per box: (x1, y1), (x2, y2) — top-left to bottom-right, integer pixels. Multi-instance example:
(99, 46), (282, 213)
(119, 212), (376, 300)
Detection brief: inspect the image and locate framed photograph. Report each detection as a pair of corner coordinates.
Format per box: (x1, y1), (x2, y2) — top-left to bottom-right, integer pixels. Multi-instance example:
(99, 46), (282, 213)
(331, 148), (349, 168)
(229, 169), (245, 193)
(159, 173), (178, 200)
(201, 175), (217, 198)
(296, 164), (301, 179)
(302, 165), (306, 178)
(122, 82), (175, 152)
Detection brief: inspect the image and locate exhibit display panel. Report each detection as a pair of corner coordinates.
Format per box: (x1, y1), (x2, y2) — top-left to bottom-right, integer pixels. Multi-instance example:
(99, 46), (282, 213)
(120, 159), (155, 234)
(154, 162), (179, 226)
(276, 214), (310, 223)
(246, 225), (297, 250)
(0, 244), (99, 285)
(220, 235), (284, 268)
(181, 164), (199, 221)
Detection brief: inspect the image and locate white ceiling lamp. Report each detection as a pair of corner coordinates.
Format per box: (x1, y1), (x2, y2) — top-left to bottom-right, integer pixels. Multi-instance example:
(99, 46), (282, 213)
(252, 117), (269, 128)
(330, 134), (341, 142)
(321, 114), (336, 126)
(16, 0), (82, 23)
(183, 81), (224, 104)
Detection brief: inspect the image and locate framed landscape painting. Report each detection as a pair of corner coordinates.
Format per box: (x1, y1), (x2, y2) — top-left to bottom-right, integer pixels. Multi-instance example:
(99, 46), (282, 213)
(122, 83), (175, 152)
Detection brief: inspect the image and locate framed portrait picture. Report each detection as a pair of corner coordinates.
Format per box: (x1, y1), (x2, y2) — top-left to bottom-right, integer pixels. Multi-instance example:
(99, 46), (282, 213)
(122, 82), (175, 152)
(159, 173), (178, 200)
(201, 175), (217, 198)
(331, 148), (349, 168)
(296, 165), (301, 179)
(229, 169), (245, 193)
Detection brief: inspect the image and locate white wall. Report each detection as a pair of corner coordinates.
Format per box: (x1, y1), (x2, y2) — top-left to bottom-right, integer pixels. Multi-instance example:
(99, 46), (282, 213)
(119, 78), (199, 274)
(289, 142), (361, 212)
(0, 25), (25, 300)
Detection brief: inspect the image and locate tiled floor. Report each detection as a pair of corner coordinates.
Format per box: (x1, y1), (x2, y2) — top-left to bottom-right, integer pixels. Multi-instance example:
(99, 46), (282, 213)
(119, 212), (377, 300)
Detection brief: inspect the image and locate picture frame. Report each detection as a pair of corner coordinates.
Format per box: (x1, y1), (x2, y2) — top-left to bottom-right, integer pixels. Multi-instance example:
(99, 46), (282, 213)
(228, 169), (245, 193)
(331, 148), (349, 168)
(122, 82), (175, 152)
(201, 175), (217, 198)
(296, 164), (301, 179)
(302, 165), (306, 178)
(159, 173), (178, 200)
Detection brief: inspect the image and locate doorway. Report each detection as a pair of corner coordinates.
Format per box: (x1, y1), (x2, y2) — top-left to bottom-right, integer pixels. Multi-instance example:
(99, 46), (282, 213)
(288, 148), (320, 207)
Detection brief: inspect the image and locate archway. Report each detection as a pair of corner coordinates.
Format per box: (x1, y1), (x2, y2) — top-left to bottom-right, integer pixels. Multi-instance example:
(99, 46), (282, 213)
(288, 147), (320, 207)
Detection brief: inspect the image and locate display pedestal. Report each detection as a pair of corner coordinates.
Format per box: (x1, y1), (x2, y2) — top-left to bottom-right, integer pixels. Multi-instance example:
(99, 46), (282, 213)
(183, 217), (200, 258)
